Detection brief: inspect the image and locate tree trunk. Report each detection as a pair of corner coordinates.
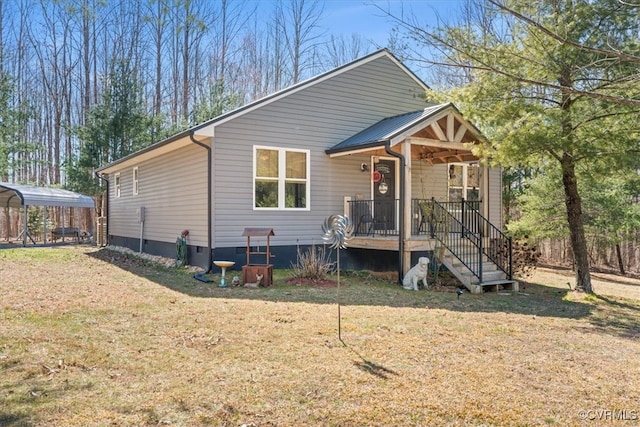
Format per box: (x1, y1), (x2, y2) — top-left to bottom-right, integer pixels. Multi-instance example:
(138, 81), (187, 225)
(181, 1), (190, 123)
(154, 0), (163, 117)
(82, 0), (91, 124)
(616, 243), (626, 275)
(561, 153), (593, 293)
(3, 207), (9, 241)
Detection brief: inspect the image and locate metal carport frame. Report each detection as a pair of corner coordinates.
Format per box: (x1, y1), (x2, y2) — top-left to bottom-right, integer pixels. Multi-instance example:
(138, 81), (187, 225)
(0, 182), (95, 246)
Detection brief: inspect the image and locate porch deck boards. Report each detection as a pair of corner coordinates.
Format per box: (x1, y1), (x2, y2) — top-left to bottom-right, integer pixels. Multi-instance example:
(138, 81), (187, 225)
(348, 235), (435, 251)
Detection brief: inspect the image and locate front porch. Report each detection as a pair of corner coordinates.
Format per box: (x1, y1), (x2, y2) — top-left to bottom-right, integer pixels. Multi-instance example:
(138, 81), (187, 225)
(346, 198), (517, 293)
(326, 103), (514, 292)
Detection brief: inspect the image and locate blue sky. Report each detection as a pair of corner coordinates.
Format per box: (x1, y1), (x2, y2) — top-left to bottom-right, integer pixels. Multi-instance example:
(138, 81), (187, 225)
(320, 0), (464, 47)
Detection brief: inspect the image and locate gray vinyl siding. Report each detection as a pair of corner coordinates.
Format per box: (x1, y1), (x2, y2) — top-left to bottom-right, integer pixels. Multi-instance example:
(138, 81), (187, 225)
(411, 163), (448, 201)
(109, 144), (208, 246)
(211, 55), (427, 247)
(411, 163), (503, 231)
(487, 166), (503, 230)
(345, 154), (379, 202)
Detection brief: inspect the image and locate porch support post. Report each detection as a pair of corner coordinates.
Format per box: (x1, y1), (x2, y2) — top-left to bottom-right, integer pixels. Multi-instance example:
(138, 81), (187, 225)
(384, 140), (405, 283)
(402, 141), (412, 277)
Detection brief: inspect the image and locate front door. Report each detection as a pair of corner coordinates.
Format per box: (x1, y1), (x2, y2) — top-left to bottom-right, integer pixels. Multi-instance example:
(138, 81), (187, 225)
(373, 159), (396, 232)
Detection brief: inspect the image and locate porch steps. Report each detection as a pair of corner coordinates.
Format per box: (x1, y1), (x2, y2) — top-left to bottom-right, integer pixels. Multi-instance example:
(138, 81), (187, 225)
(477, 279), (519, 293)
(438, 249), (519, 294)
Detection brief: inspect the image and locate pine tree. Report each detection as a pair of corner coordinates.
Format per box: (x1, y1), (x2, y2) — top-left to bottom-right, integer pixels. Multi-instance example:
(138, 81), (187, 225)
(67, 59), (164, 196)
(394, 0), (640, 292)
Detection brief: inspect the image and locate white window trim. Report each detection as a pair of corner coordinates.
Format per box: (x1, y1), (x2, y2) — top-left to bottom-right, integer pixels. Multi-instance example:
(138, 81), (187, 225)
(132, 167), (139, 196)
(253, 145), (310, 211)
(114, 173), (121, 198)
(369, 156), (399, 200)
(448, 162), (480, 202)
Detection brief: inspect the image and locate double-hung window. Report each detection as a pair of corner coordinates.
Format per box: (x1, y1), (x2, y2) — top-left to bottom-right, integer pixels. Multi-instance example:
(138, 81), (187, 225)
(254, 146), (309, 210)
(448, 163), (480, 203)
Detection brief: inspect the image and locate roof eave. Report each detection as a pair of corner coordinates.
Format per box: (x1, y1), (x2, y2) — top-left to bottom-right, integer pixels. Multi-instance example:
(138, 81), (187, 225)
(325, 140), (388, 157)
(387, 103), (453, 146)
(96, 130), (191, 174)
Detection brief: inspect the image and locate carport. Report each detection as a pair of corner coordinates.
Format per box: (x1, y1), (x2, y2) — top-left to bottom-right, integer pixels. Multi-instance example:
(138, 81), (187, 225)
(0, 182), (95, 246)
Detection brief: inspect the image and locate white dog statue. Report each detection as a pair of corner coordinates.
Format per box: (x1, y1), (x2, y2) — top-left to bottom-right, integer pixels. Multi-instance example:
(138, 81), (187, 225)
(403, 257), (430, 290)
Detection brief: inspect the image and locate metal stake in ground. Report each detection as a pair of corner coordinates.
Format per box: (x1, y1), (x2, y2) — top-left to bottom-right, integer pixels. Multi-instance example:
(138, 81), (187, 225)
(321, 215), (354, 343)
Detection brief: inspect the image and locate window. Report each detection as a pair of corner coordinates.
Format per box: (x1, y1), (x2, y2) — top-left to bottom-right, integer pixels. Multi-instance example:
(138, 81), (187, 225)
(114, 173), (121, 198)
(448, 163), (480, 203)
(254, 146), (309, 209)
(132, 167), (139, 195)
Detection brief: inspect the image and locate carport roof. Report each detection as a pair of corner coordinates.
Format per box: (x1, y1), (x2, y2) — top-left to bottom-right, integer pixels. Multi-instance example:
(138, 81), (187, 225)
(0, 182), (95, 209)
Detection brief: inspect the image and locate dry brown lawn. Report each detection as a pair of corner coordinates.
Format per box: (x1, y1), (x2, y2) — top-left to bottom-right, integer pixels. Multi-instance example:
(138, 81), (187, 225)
(1, 245), (639, 426)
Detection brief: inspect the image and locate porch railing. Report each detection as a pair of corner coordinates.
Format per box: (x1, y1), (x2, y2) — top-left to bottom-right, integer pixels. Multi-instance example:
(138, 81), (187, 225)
(348, 199), (399, 236)
(417, 198), (513, 282)
(347, 198), (513, 281)
(412, 199), (480, 235)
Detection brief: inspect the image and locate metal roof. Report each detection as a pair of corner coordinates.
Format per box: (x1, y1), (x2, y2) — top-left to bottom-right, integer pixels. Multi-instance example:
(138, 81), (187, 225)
(325, 103), (451, 155)
(0, 182), (95, 209)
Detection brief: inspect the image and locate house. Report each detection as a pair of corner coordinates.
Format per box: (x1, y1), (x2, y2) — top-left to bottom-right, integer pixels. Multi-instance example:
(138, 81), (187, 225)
(96, 49), (515, 293)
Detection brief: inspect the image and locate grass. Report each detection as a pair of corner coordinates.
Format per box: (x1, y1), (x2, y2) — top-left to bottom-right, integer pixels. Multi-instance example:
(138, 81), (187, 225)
(1, 245), (640, 426)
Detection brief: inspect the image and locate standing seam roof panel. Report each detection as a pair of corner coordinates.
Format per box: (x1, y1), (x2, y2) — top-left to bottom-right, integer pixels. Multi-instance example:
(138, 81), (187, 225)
(325, 104), (450, 153)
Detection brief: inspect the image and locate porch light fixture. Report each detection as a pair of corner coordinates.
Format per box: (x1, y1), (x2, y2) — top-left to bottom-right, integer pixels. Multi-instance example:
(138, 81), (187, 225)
(360, 162), (369, 172)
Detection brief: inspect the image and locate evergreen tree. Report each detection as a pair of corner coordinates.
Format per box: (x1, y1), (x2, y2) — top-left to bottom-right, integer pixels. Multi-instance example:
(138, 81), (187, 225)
(191, 80), (243, 124)
(509, 166), (640, 274)
(67, 59), (164, 195)
(394, 0), (640, 292)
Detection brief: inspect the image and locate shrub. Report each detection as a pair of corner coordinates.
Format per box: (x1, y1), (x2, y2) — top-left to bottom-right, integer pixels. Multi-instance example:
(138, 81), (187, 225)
(290, 242), (335, 281)
(27, 207), (55, 239)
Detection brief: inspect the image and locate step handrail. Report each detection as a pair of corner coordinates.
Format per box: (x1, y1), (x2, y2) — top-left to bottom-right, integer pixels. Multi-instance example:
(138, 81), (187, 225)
(467, 203), (513, 280)
(420, 199), (483, 282)
(420, 199), (513, 281)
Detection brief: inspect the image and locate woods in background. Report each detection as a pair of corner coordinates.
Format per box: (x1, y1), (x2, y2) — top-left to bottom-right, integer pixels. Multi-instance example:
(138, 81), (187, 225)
(1, 0), (639, 280)
(0, 0), (370, 192)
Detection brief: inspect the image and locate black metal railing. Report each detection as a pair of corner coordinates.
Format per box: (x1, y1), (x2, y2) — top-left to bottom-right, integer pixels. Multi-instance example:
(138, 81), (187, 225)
(420, 199), (483, 281)
(347, 199), (399, 236)
(481, 210), (513, 281)
(417, 198), (512, 282)
(349, 198), (513, 281)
